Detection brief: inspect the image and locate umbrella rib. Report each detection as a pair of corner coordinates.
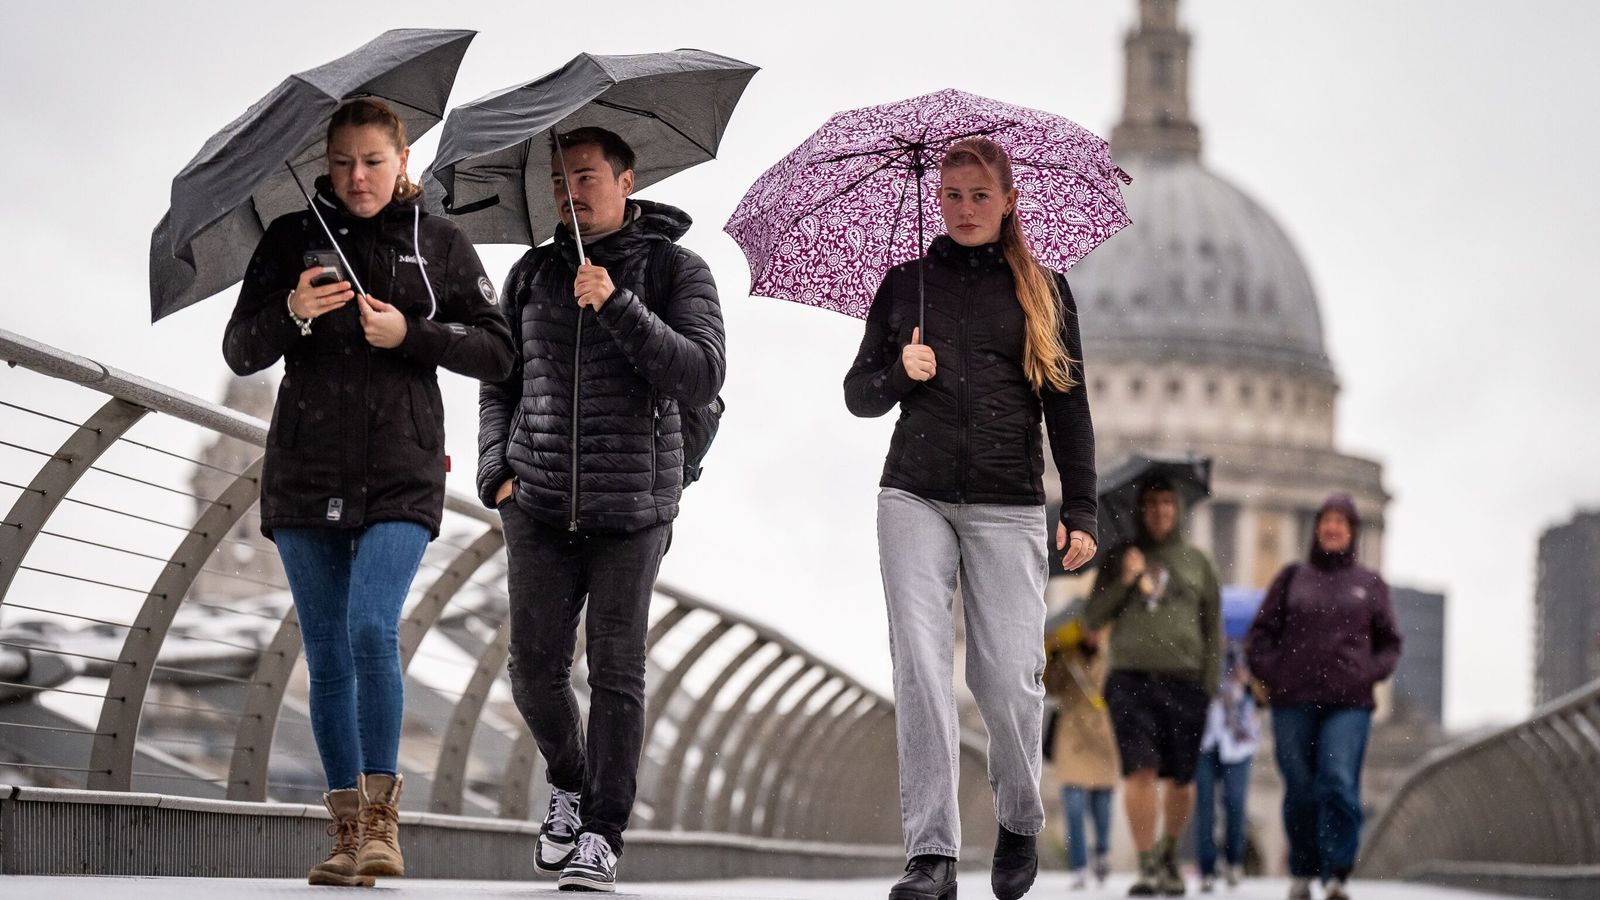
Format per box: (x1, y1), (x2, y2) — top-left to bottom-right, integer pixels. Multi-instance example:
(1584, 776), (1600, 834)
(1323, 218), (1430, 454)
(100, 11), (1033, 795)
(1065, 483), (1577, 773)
(1010, 158), (1132, 215)
(787, 145), (916, 226)
(590, 99), (716, 157)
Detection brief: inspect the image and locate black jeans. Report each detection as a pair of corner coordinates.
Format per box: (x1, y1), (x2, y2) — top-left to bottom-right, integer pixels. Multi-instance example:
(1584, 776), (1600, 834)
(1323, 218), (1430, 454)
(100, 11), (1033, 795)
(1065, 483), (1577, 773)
(500, 498), (670, 854)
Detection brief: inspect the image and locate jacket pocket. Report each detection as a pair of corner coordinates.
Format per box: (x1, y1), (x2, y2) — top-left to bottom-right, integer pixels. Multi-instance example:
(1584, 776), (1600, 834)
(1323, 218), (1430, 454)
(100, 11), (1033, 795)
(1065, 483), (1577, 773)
(407, 380), (440, 450)
(270, 375), (305, 450)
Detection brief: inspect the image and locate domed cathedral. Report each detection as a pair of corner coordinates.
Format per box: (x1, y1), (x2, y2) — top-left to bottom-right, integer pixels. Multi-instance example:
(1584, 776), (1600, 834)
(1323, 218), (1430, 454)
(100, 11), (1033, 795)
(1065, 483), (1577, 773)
(1053, 0), (1388, 589)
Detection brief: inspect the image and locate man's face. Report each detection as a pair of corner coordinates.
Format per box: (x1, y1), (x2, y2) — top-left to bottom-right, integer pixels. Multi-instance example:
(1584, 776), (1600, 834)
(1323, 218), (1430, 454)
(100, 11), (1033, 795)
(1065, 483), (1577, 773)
(552, 143), (633, 235)
(1140, 489), (1178, 542)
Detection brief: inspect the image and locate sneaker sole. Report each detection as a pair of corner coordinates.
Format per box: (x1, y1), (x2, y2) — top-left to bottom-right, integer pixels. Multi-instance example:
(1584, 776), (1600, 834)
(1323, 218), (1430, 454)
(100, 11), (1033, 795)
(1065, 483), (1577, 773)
(557, 873), (616, 892)
(535, 849), (576, 875)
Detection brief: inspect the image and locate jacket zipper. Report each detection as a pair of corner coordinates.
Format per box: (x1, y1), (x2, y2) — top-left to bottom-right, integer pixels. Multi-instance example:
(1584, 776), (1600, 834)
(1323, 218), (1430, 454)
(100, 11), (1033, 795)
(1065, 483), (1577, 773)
(569, 309), (586, 531)
(957, 276), (971, 504)
(650, 392), (660, 493)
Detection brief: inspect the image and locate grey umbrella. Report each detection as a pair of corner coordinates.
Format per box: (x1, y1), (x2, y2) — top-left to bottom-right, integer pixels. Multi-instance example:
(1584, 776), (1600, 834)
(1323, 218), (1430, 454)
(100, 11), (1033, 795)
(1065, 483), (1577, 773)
(423, 49), (759, 249)
(149, 28), (476, 322)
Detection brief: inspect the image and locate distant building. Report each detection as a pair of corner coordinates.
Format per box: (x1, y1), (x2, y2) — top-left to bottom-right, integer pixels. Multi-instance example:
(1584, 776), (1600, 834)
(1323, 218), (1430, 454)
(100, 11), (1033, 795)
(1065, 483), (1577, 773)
(1390, 586), (1446, 727)
(1046, 0), (1389, 592)
(1533, 510), (1600, 706)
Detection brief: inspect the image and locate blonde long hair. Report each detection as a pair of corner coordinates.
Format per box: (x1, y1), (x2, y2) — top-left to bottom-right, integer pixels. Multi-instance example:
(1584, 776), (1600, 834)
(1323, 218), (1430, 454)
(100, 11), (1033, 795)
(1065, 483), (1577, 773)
(940, 138), (1077, 394)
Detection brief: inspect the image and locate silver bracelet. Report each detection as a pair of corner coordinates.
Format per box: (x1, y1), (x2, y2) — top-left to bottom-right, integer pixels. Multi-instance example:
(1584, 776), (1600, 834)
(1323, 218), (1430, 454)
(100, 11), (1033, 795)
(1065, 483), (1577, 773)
(286, 291), (313, 336)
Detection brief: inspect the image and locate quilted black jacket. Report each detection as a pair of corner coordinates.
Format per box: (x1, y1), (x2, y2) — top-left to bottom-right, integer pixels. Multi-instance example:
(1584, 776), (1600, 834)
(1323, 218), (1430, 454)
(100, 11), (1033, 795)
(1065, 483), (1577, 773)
(477, 200), (726, 532)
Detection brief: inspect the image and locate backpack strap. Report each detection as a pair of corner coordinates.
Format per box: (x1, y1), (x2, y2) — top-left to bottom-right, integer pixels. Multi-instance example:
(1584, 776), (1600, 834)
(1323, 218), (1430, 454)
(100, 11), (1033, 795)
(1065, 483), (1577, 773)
(642, 238), (681, 315)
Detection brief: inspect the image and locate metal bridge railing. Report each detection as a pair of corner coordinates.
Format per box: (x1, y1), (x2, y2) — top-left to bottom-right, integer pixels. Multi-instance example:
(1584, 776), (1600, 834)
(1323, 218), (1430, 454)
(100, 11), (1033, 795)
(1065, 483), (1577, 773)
(0, 326), (993, 855)
(1360, 675), (1600, 897)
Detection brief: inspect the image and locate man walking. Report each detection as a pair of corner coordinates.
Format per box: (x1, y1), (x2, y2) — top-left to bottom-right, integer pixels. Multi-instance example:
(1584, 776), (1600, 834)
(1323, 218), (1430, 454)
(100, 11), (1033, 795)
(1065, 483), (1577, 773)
(1084, 476), (1222, 897)
(478, 126), (725, 892)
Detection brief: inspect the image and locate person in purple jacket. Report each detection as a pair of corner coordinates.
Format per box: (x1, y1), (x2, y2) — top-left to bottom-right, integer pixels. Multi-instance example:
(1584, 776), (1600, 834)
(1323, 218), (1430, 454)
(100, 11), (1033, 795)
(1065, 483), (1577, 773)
(1244, 493), (1402, 900)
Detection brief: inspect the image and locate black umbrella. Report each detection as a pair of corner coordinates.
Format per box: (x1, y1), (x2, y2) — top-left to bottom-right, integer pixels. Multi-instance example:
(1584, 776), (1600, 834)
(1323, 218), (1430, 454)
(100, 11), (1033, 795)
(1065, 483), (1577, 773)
(149, 28), (476, 322)
(423, 49), (759, 250)
(1090, 452), (1213, 567)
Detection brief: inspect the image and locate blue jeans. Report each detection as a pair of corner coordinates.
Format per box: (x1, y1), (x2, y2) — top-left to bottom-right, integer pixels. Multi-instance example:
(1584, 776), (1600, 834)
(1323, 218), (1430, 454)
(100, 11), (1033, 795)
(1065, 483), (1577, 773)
(275, 522), (430, 790)
(1060, 786), (1113, 870)
(1193, 749), (1253, 876)
(1271, 706), (1372, 881)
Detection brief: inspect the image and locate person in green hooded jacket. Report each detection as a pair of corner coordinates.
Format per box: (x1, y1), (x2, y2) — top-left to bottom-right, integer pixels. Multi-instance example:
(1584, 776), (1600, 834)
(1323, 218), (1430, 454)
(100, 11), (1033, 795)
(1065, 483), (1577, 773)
(1084, 475), (1222, 897)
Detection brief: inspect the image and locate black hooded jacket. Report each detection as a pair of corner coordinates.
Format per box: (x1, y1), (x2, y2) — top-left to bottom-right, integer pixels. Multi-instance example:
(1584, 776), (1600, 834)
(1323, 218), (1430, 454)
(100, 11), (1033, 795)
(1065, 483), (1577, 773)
(843, 236), (1097, 538)
(476, 200), (726, 533)
(224, 180), (517, 538)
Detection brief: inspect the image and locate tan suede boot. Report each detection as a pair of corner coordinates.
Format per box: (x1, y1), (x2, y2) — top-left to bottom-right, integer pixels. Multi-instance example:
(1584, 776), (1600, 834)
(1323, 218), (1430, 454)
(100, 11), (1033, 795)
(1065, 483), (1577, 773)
(356, 772), (405, 877)
(308, 788), (373, 887)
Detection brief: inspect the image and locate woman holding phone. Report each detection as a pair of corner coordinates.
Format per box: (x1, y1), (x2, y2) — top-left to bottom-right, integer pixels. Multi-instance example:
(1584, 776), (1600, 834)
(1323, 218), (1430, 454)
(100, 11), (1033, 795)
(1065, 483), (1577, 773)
(223, 98), (514, 887)
(845, 137), (1098, 900)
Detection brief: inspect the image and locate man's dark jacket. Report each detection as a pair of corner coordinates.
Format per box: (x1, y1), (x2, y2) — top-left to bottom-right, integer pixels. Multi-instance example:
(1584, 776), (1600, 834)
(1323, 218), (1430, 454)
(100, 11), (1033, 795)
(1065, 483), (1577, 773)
(224, 181), (516, 538)
(477, 200), (726, 532)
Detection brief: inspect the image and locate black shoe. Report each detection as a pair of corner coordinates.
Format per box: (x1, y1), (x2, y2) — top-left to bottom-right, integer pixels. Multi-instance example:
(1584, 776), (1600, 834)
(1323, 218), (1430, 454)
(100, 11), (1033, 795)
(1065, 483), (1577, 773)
(889, 854), (957, 900)
(535, 786), (581, 874)
(557, 833), (617, 892)
(991, 825), (1037, 900)
(1157, 838), (1186, 897)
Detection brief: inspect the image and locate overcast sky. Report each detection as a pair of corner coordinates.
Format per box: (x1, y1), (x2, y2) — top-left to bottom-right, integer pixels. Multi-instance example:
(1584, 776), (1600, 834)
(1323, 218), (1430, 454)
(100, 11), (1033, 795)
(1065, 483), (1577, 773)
(3, 1), (1598, 731)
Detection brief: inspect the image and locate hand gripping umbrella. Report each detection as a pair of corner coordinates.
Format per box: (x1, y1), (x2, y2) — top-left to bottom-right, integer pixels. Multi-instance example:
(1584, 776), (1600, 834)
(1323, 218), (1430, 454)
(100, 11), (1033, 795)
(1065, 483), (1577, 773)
(149, 28), (476, 322)
(424, 49), (758, 256)
(725, 88), (1133, 335)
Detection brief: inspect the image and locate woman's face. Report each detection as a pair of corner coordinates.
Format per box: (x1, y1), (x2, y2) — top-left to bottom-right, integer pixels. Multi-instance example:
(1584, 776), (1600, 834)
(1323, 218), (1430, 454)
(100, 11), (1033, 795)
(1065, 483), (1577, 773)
(939, 162), (1016, 247)
(328, 124), (408, 219)
(1317, 510), (1354, 554)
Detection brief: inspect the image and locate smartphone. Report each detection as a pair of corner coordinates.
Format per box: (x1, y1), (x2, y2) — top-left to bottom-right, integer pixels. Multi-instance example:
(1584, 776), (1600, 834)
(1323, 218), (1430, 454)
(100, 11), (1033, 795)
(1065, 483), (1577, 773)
(303, 251), (344, 288)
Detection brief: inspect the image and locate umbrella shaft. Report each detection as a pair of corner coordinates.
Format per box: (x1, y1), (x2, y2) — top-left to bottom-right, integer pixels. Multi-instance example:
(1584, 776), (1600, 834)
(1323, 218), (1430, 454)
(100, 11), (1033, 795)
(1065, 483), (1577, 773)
(284, 163), (367, 298)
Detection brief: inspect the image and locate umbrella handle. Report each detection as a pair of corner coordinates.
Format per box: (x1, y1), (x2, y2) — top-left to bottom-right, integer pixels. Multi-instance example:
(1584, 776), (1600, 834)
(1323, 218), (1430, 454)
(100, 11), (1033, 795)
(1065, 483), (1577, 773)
(285, 163), (367, 299)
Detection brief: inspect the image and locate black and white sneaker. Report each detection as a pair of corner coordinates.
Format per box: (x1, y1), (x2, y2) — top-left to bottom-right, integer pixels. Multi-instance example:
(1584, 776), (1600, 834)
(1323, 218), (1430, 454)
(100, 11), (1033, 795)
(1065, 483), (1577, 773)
(534, 787), (581, 875)
(558, 832), (617, 892)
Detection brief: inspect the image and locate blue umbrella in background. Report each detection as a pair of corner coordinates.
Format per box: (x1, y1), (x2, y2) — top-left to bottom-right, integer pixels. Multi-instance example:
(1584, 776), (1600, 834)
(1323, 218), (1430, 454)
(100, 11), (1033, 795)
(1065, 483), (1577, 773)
(1223, 585), (1265, 640)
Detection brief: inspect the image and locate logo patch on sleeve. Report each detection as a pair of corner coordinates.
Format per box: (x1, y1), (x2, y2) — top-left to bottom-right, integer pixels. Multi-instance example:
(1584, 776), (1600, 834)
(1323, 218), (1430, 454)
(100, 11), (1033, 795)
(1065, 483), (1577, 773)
(477, 275), (497, 305)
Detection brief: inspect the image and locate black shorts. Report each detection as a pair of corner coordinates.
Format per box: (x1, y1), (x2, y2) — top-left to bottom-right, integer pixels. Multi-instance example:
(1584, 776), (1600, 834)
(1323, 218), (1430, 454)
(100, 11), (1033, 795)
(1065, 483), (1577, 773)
(1105, 671), (1210, 784)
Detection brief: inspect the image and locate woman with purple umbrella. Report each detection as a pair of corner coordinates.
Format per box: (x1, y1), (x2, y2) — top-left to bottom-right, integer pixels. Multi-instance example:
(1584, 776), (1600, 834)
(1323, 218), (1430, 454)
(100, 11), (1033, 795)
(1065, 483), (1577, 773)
(1245, 494), (1403, 900)
(845, 137), (1099, 900)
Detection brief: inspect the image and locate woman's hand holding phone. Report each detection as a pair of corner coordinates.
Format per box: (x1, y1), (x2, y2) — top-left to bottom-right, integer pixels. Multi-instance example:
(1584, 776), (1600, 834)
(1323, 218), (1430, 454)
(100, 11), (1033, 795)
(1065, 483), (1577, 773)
(289, 264), (353, 321)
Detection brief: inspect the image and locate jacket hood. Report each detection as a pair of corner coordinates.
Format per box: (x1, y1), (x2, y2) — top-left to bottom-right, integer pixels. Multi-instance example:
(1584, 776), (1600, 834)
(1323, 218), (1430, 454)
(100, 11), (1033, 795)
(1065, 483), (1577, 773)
(1308, 492), (1361, 570)
(553, 199), (691, 266)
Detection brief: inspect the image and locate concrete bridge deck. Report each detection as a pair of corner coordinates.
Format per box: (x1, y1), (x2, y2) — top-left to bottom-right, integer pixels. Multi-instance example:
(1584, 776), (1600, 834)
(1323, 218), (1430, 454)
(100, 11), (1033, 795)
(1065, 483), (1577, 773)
(0, 874), (1536, 899)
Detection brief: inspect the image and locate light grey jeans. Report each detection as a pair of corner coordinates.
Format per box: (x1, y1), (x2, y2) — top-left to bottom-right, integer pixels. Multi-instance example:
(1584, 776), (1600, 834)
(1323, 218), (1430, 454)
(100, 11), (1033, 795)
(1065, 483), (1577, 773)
(877, 487), (1048, 859)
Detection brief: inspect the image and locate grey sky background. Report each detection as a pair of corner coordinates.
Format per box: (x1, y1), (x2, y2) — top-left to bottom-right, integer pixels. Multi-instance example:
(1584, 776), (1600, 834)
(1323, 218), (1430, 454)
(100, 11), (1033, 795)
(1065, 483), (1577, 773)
(3, 1), (1597, 731)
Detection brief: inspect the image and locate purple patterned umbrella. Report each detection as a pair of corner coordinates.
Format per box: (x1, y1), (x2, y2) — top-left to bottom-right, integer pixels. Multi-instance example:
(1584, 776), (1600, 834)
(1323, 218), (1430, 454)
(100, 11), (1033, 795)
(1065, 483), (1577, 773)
(724, 88), (1132, 327)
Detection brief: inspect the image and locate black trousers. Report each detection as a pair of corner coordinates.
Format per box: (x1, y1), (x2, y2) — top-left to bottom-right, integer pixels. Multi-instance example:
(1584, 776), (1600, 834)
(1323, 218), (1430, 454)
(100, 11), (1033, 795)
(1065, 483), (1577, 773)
(500, 498), (671, 854)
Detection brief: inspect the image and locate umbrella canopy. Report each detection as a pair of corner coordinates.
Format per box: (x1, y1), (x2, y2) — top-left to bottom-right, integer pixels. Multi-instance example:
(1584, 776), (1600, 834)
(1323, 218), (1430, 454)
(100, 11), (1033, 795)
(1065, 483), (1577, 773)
(149, 28), (476, 322)
(1090, 452), (1213, 567)
(724, 88), (1132, 323)
(424, 49), (758, 246)
(1223, 585), (1266, 640)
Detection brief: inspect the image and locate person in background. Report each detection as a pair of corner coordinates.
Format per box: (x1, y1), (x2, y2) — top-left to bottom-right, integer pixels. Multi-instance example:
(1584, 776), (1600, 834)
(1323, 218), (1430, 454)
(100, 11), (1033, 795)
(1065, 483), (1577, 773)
(1193, 643), (1260, 893)
(1044, 619), (1119, 890)
(1084, 476), (1222, 897)
(1245, 493), (1402, 900)
(224, 98), (515, 887)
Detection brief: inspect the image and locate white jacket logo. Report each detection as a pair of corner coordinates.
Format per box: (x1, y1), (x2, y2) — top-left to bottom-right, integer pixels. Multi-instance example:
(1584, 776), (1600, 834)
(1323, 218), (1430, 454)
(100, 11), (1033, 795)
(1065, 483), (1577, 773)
(399, 254), (421, 265)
